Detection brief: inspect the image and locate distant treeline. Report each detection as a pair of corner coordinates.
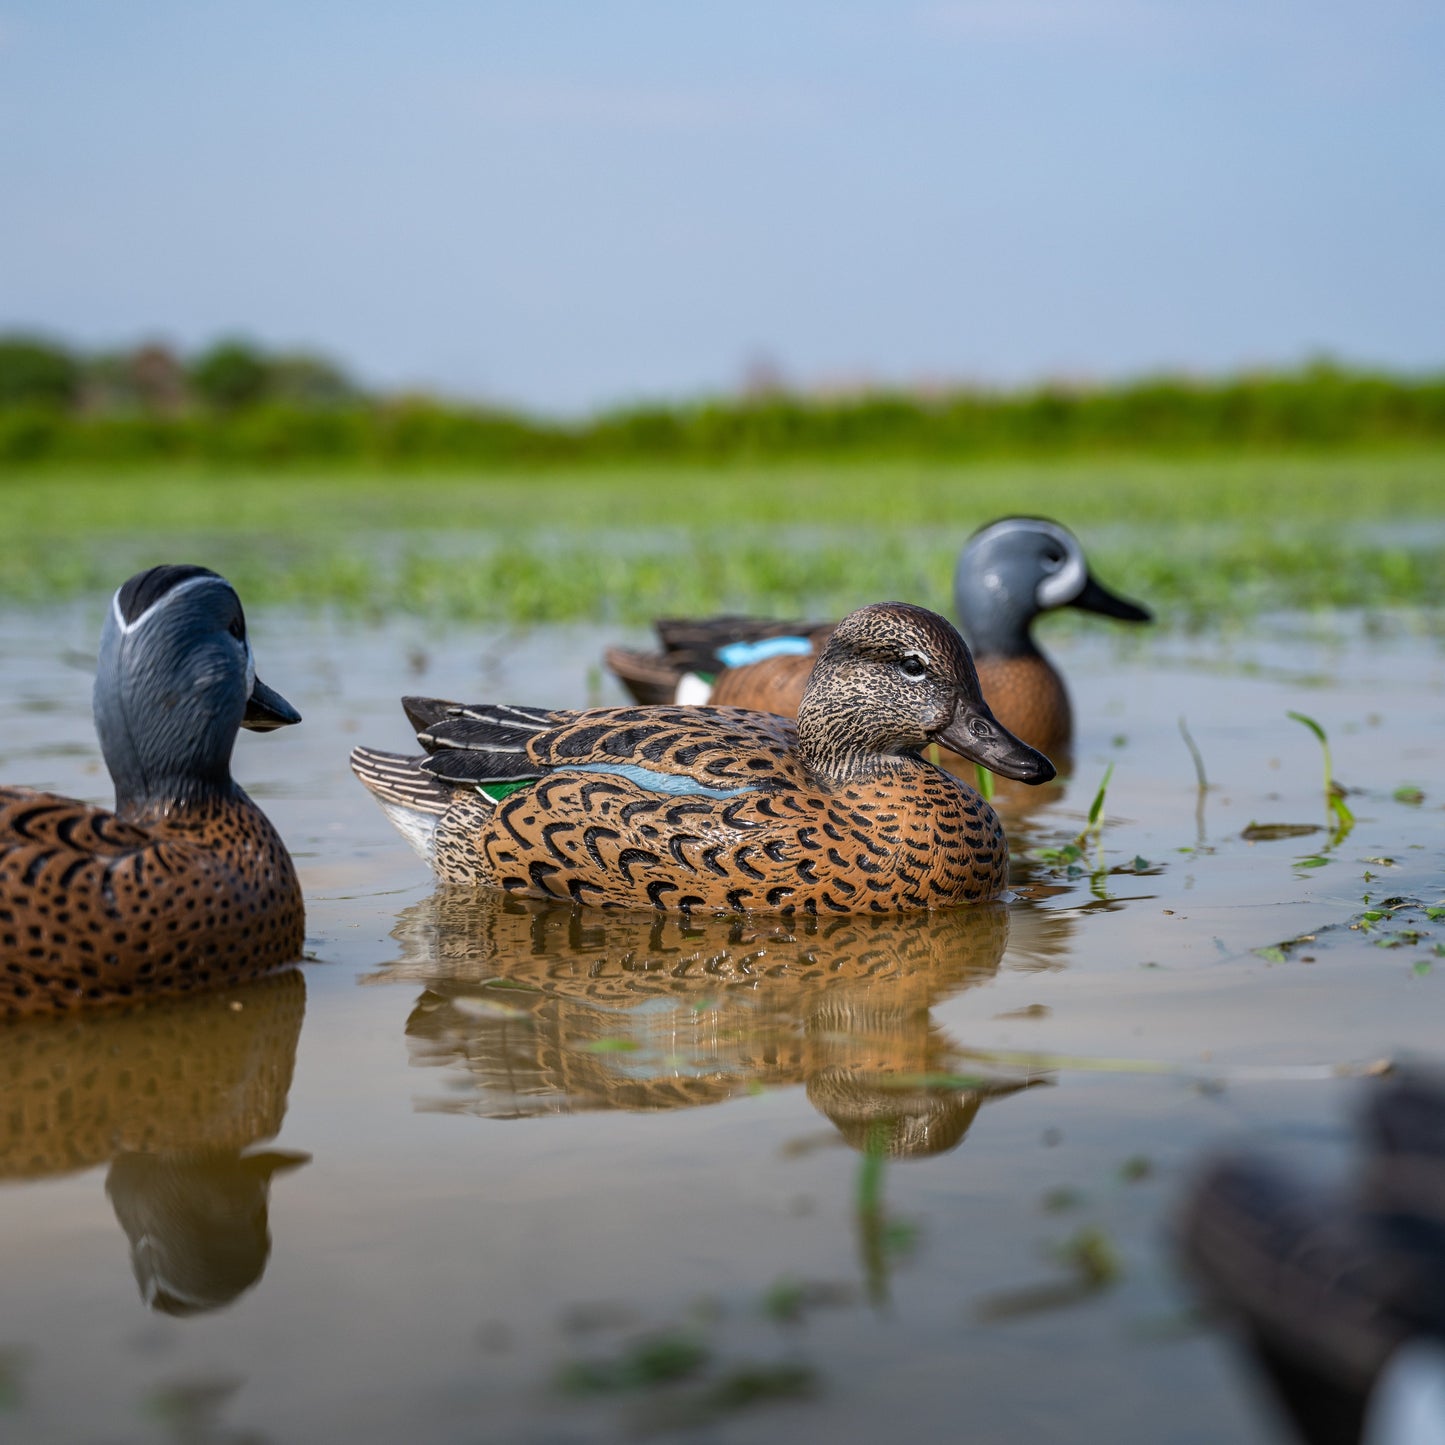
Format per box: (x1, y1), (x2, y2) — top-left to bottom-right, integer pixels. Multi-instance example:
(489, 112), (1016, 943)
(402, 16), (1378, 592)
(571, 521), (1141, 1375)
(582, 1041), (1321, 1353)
(3, 333), (1445, 466)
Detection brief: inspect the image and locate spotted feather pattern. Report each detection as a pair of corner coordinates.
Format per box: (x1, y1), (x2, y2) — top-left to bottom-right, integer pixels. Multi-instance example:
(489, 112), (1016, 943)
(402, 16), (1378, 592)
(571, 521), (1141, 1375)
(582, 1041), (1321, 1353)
(364, 704), (1007, 913)
(0, 786), (304, 1019)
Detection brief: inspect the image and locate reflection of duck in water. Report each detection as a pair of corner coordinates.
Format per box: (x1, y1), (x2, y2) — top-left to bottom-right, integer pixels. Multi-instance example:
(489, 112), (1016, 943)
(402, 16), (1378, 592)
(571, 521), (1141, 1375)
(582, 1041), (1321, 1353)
(371, 890), (1046, 1158)
(0, 971), (308, 1314)
(107, 1148), (308, 1316)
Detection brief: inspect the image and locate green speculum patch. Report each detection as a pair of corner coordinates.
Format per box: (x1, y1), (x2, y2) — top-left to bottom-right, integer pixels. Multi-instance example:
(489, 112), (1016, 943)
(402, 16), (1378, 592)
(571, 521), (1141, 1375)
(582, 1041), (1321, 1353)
(477, 779), (535, 803)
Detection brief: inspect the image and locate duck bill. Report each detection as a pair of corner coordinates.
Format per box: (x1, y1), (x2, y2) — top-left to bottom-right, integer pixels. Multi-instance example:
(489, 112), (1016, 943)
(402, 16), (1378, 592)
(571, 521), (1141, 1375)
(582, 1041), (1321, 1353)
(937, 698), (1056, 785)
(242, 676), (302, 731)
(1072, 572), (1151, 624)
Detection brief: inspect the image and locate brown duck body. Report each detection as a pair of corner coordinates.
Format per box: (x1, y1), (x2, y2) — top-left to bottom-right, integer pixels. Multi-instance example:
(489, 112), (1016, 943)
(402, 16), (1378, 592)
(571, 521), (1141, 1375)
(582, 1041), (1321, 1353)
(0, 787), (304, 1019)
(355, 603), (1056, 916)
(425, 705), (1007, 913)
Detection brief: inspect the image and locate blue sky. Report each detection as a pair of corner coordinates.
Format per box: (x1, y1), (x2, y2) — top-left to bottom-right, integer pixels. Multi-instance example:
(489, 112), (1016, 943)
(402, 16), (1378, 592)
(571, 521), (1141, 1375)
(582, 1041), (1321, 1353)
(2, 1), (1442, 411)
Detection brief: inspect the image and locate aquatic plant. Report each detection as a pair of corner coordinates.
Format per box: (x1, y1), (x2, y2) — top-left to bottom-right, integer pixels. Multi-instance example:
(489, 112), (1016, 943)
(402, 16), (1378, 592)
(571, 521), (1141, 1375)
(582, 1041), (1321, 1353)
(1, 454), (1443, 622)
(1286, 710), (1355, 837)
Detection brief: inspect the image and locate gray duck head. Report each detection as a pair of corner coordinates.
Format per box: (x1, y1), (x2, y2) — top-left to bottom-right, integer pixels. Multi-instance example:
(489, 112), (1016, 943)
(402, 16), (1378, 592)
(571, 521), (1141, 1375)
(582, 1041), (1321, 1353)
(953, 517), (1151, 657)
(94, 565), (300, 817)
(796, 601), (1055, 783)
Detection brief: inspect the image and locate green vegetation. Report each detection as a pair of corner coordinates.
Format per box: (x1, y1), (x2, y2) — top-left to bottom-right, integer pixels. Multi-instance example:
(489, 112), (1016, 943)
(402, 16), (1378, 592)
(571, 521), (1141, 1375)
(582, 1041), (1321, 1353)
(557, 1332), (710, 1395)
(4, 333), (1445, 465)
(1, 451), (1443, 621)
(1287, 710), (1356, 837)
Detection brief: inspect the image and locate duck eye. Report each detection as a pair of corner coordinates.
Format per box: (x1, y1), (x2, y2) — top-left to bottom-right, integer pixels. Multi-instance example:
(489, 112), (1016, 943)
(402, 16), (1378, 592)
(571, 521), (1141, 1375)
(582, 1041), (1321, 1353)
(228, 616), (246, 642)
(1041, 549), (1065, 571)
(898, 655), (928, 679)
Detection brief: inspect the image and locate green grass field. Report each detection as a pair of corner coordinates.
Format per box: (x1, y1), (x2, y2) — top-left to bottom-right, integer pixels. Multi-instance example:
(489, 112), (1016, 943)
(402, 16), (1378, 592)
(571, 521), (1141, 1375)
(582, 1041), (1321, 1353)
(3, 450), (1443, 624)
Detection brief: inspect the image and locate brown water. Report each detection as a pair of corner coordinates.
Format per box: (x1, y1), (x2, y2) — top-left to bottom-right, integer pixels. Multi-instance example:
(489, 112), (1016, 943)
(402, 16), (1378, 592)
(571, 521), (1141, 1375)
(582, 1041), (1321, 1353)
(1, 606), (1443, 1444)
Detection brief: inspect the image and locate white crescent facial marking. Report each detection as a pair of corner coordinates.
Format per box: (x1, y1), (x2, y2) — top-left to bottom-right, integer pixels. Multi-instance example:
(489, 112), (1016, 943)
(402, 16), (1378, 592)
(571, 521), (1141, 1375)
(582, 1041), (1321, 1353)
(111, 575), (227, 636)
(1035, 529), (1087, 609)
(975, 517), (1087, 610)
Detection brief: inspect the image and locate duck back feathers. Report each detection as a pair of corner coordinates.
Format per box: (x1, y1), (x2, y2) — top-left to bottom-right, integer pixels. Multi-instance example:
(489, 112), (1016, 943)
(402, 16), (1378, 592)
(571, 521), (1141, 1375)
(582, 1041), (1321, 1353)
(354, 603), (1054, 915)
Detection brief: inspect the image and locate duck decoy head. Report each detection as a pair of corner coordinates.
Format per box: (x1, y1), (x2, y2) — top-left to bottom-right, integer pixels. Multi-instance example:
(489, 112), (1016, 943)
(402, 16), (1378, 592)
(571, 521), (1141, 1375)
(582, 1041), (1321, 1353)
(94, 565), (300, 814)
(954, 517), (1151, 650)
(799, 602), (1056, 784)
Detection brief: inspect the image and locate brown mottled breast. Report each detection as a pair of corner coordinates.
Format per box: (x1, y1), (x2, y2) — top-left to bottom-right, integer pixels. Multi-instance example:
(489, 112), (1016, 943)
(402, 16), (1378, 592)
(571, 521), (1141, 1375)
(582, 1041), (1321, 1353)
(0, 787), (305, 1019)
(431, 706), (1008, 914)
(975, 654), (1072, 757)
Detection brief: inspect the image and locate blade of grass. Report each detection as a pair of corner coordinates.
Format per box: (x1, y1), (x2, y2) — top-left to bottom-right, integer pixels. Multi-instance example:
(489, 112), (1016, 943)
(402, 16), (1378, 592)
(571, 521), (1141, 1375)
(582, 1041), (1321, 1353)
(1287, 710), (1355, 836)
(1179, 715), (1208, 842)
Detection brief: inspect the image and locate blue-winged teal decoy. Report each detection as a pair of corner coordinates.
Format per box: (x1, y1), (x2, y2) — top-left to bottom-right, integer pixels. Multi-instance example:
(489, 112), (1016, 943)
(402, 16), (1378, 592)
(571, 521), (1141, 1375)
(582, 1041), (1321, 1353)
(605, 517), (1151, 760)
(0, 565), (305, 1018)
(353, 601), (1054, 914)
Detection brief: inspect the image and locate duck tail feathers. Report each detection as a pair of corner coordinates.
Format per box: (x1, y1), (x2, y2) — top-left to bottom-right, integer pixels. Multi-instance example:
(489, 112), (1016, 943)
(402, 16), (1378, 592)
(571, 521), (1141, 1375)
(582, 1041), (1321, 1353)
(349, 747), (451, 815)
(603, 647), (683, 706)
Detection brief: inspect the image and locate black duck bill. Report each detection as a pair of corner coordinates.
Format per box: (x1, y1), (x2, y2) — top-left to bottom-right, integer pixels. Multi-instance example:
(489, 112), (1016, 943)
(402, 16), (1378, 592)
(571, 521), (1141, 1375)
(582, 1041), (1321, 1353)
(936, 695), (1056, 784)
(1071, 572), (1152, 624)
(242, 676), (302, 732)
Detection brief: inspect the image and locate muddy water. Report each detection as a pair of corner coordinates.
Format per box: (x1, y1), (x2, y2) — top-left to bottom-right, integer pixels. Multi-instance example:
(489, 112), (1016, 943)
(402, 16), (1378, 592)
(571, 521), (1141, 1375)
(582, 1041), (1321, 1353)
(1, 605), (1443, 1444)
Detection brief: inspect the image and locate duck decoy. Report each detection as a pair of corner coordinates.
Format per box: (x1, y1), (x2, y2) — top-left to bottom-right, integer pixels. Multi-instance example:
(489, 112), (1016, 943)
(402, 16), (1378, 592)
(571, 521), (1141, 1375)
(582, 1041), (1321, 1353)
(1179, 1068), (1445, 1445)
(0, 565), (304, 1018)
(604, 516), (1151, 759)
(352, 601), (1054, 915)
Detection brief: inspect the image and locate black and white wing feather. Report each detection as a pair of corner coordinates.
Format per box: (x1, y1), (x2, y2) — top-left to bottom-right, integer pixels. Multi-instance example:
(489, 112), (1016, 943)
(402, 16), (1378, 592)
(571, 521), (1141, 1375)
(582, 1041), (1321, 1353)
(400, 697), (573, 787)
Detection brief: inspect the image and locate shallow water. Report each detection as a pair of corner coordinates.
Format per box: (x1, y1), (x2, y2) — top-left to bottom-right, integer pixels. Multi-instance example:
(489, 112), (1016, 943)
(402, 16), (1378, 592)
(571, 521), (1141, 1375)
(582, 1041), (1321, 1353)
(1, 605), (1444, 1444)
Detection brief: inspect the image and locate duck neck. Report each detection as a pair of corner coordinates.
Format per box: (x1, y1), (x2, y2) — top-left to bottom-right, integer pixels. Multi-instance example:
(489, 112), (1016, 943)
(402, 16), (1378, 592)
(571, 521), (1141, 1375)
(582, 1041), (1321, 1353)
(98, 710), (241, 823)
(796, 695), (913, 787)
(956, 599), (1042, 662)
(111, 769), (242, 826)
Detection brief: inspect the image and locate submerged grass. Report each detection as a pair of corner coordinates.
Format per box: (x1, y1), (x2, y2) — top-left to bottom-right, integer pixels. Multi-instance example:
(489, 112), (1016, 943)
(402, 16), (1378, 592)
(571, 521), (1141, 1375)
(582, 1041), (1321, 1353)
(2, 451), (1443, 621)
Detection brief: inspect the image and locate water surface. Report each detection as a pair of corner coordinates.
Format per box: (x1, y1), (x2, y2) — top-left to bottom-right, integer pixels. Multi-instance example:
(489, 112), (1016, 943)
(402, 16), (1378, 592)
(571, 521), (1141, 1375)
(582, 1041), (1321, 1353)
(2, 606), (1443, 1443)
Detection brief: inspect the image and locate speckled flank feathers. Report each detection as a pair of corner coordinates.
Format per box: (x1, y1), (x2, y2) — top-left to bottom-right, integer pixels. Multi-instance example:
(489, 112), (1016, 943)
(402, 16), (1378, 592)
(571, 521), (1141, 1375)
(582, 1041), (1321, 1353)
(353, 602), (1055, 915)
(0, 565), (305, 1019)
(0, 790), (303, 1016)
(603, 517), (1149, 759)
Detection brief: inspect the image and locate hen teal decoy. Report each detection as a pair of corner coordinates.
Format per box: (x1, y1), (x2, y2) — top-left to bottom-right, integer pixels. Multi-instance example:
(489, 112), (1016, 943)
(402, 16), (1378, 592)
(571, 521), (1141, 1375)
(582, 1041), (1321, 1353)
(604, 516), (1151, 760)
(352, 601), (1054, 915)
(0, 565), (305, 1018)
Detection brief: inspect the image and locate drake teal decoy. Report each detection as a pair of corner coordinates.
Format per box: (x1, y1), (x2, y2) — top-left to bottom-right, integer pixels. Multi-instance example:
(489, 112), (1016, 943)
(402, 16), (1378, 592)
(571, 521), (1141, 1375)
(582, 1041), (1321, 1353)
(353, 601), (1054, 915)
(604, 516), (1151, 760)
(0, 565), (305, 1018)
